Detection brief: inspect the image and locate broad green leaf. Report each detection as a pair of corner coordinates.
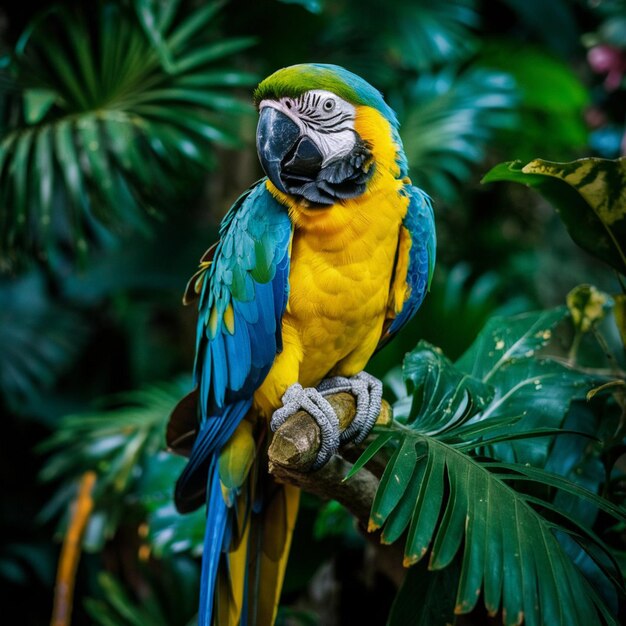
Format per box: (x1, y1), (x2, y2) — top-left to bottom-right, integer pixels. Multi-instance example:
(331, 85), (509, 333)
(479, 358), (596, 465)
(456, 307), (568, 381)
(482, 158), (626, 275)
(401, 340), (494, 431)
(365, 436), (621, 625)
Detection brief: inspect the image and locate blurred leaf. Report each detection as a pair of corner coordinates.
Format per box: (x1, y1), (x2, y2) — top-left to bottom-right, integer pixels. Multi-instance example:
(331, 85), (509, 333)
(138, 451), (205, 557)
(318, 0), (480, 85)
(85, 562), (198, 626)
(388, 557), (459, 626)
(399, 66), (518, 201)
(0, 270), (88, 410)
(482, 158), (626, 275)
(278, 0), (323, 14)
(0, 0), (257, 266)
(313, 500), (358, 541)
(40, 377), (191, 550)
(0, 542), (55, 587)
(479, 43), (589, 160)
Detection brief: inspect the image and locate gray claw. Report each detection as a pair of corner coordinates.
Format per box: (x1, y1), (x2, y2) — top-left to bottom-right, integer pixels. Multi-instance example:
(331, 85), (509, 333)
(271, 383), (340, 470)
(318, 371), (383, 444)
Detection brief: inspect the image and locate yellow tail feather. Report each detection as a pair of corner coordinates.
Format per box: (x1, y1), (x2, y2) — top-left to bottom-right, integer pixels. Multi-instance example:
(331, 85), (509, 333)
(215, 468), (300, 626)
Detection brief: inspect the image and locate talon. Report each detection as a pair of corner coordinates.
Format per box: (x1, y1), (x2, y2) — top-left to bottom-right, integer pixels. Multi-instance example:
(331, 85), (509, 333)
(271, 383), (340, 470)
(318, 371), (382, 445)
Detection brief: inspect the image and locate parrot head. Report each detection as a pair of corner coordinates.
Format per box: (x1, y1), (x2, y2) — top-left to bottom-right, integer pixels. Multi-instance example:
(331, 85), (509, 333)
(254, 64), (406, 207)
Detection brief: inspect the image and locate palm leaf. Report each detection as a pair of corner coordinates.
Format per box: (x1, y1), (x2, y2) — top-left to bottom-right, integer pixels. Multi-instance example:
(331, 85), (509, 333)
(355, 307), (624, 624)
(319, 0), (480, 85)
(0, 0), (257, 266)
(0, 270), (89, 411)
(39, 377), (192, 552)
(399, 65), (519, 201)
(84, 561), (199, 626)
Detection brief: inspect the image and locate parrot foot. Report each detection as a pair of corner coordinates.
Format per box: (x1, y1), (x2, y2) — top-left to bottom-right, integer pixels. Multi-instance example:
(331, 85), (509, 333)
(271, 383), (340, 470)
(317, 371), (383, 445)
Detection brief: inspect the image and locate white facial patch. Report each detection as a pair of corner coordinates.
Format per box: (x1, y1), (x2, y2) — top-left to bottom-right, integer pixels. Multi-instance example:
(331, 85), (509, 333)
(260, 90), (358, 166)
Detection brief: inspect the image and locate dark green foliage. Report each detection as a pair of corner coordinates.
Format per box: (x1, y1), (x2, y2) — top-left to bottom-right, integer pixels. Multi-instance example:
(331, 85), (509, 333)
(0, 0), (256, 266)
(483, 158), (626, 277)
(2, 1), (625, 625)
(355, 308), (625, 625)
(39, 379), (193, 552)
(84, 559), (199, 626)
(0, 270), (88, 411)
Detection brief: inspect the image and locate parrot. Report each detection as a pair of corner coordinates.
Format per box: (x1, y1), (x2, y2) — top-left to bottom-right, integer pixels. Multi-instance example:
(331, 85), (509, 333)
(167, 63), (436, 626)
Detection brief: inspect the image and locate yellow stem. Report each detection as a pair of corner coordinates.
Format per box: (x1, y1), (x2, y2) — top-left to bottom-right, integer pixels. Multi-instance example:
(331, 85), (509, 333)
(50, 471), (97, 626)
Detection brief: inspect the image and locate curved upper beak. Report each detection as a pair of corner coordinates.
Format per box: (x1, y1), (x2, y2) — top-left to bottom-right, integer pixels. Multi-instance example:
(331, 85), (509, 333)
(256, 106), (300, 193)
(256, 105), (324, 193)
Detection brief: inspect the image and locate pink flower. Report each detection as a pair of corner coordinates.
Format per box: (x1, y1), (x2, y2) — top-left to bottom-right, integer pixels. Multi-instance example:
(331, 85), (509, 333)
(588, 45), (626, 91)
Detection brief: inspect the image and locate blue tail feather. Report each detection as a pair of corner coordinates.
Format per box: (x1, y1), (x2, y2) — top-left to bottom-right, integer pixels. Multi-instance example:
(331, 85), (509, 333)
(199, 458), (229, 626)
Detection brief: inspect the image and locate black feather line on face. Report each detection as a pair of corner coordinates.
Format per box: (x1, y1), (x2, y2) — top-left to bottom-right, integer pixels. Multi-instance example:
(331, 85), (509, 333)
(280, 138), (374, 207)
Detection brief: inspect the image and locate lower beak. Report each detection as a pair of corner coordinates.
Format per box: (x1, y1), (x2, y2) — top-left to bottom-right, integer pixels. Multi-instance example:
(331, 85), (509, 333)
(256, 106), (301, 193)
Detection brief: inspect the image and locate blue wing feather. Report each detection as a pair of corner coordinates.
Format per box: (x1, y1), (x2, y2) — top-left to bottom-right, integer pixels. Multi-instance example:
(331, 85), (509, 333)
(386, 184), (436, 338)
(175, 180), (292, 511)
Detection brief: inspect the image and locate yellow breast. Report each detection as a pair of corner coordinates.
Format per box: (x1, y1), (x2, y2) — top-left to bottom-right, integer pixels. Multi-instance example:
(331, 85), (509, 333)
(253, 104), (410, 417)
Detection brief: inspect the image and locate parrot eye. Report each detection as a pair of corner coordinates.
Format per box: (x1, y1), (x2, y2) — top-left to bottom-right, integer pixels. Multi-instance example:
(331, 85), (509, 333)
(323, 98), (335, 112)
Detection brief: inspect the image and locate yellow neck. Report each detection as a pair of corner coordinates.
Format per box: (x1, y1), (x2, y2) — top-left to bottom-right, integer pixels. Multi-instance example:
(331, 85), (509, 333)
(266, 105), (408, 245)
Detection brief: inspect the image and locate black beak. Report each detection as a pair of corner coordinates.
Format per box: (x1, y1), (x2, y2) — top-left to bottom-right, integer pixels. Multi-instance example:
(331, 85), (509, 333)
(256, 106), (323, 193)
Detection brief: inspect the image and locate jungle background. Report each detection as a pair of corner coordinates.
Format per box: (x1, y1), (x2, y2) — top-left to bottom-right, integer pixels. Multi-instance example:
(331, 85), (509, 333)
(1, 0), (625, 625)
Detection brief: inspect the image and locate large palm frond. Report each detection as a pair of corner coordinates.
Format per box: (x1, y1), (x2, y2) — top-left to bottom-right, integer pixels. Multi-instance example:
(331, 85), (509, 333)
(353, 307), (625, 625)
(398, 66), (519, 201)
(0, 0), (256, 265)
(39, 378), (204, 554)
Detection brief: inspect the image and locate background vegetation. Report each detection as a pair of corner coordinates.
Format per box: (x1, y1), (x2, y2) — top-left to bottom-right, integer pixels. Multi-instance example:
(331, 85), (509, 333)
(1, 0), (625, 624)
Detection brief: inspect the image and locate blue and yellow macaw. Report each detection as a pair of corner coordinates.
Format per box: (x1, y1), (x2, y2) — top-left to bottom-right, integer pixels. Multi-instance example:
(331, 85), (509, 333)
(168, 64), (436, 626)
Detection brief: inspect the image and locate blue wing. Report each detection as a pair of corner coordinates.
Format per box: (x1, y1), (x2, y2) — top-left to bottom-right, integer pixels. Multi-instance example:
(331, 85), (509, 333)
(379, 184), (436, 347)
(173, 180), (292, 511)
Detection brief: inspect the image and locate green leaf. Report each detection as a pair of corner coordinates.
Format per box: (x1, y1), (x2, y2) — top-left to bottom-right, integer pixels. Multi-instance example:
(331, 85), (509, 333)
(400, 66), (518, 201)
(1, 1), (254, 265)
(455, 306), (569, 381)
(400, 340), (494, 431)
(343, 431), (397, 481)
(370, 438), (425, 530)
(367, 436), (621, 625)
(23, 88), (56, 123)
(387, 557), (459, 626)
(482, 158), (626, 276)
(478, 358), (596, 465)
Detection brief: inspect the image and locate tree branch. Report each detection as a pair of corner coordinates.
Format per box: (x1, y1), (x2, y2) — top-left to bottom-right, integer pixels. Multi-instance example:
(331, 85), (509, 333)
(268, 392), (406, 585)
(268, 392), (392, 528)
